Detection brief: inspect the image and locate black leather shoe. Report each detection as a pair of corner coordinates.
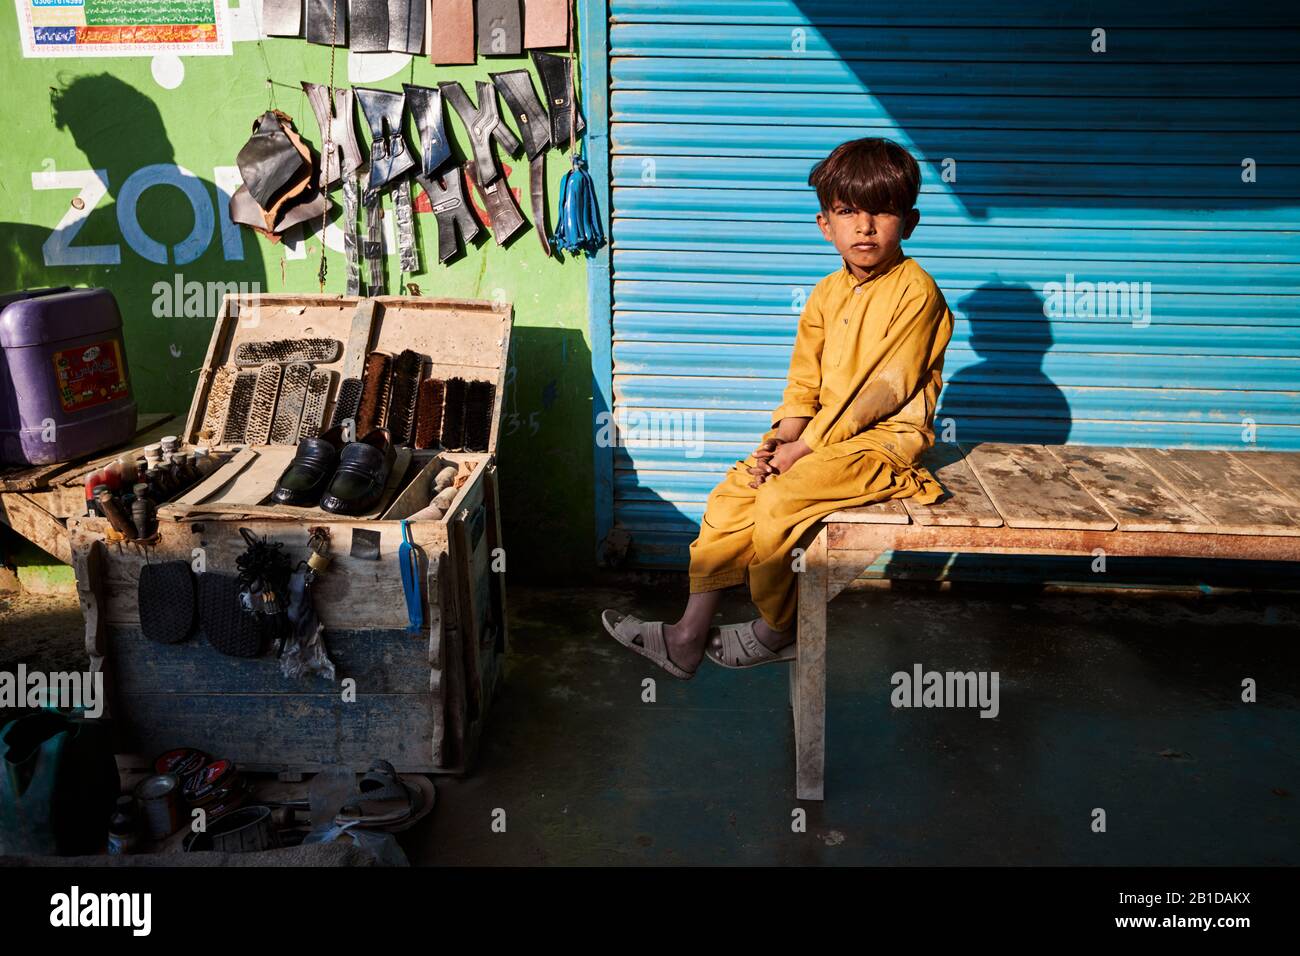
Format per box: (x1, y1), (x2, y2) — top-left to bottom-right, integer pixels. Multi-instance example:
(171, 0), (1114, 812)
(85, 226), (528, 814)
(271, 426), (343, 506)
(320, 428), (396, 516)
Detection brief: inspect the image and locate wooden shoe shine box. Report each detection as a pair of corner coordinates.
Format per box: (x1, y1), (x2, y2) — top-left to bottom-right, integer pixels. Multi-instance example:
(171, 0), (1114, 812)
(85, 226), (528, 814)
(67, 294), (512, 775)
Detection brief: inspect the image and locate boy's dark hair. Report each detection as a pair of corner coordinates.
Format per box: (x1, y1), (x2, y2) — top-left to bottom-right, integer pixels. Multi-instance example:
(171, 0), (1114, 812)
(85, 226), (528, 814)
(808, 138), (921, 215)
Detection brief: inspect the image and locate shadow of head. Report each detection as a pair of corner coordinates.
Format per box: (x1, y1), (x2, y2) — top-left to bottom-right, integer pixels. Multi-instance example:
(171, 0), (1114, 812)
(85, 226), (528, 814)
(960, 281), (1053, 360)
(51, 73), (174, 174)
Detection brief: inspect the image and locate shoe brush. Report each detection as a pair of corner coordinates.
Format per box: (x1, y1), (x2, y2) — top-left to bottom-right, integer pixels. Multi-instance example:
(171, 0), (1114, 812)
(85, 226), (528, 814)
(413, 377), (445, 449)
(463, 379), (494, 452)
(268, 363), (311, 445)
(221, 371), (259, 444)
(440, 377), (467, 449)
(386, 350), (425, 446)
(244, 363), (284, 445)
(199, 365), (236, 444)
(330, 377), (363, 431)
(299, 370), (335, 440)
(355, 351), (392, 436)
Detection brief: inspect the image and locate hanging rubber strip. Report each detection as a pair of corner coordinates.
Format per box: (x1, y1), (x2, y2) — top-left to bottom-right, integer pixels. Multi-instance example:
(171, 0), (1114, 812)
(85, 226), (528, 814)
(394, 178), (420, 275)
(529, 155), (550, 256)
(531, 52), (585, 146)
(301, 83), (364, 188)
(387, 0), (424, 54)
(439, 80), (521, 186)
(363, 189), (385, 294)
(398, 520), (423, 633)
(416, 170), (480, 263)
(262, 0), (302, 36)
(426, 0), (474, 64)
(478, 0), (523, 55)
(403, 84), (453, 176)
(524, 0), (567, 49)
(492, 69), (553, 255)
(305, 0), (347, 45)
(464, 161), (528, 245)
(343, 173), (361, 295)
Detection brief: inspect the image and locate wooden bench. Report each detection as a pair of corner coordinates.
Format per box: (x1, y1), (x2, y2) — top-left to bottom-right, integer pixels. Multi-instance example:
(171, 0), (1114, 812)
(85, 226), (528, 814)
(791, 442), (1300, 801)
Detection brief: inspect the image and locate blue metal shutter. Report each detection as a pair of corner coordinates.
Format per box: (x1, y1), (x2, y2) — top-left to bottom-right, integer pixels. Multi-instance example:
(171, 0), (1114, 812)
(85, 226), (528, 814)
(606, 0), (1300, 567)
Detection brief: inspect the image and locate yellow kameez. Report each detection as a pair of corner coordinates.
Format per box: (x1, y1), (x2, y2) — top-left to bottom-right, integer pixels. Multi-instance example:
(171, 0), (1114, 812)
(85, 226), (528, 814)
(688, 251), (955, 631)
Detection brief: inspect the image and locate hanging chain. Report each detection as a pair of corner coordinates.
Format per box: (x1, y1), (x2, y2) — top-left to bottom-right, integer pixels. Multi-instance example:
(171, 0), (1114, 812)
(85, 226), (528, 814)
(317, 0), (340, 291)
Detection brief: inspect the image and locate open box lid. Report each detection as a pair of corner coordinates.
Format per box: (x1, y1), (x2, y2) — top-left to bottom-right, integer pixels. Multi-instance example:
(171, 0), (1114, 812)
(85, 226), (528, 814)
(183, 294), (512, 456)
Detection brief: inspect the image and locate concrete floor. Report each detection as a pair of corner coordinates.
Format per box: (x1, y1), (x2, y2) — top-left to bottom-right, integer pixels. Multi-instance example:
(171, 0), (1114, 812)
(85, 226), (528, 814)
(3, 578), (1297, 865)
(422, 582), (1300, 866)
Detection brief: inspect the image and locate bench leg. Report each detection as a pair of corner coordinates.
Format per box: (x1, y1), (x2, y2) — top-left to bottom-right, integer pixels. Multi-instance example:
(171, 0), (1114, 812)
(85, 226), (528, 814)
(793, 525), (828, 801)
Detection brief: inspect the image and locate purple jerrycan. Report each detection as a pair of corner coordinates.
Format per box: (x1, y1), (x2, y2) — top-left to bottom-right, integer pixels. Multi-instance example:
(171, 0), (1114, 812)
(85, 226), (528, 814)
(0, 287), (138, 465)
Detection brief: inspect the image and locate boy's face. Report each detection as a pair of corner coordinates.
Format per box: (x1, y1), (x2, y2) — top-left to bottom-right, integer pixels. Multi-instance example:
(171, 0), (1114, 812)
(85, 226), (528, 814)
(816, 200), (920, 276)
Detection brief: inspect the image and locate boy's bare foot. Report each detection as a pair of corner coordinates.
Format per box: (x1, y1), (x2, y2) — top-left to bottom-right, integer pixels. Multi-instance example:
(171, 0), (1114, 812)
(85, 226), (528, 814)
(662, 622), (709, 673)
(751, 618), (795, 653)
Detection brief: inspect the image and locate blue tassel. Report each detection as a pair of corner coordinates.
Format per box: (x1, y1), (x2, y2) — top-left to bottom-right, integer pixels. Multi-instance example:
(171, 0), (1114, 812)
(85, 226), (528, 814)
(553, 153), (606, 256)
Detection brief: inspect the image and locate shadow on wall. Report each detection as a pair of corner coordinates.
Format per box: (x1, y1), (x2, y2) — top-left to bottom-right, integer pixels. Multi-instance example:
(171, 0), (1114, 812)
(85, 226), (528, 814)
(937, 282), (1070, 445)
(790, 1), (1294, 219)
(0, 72), (268, 401)
(495, 324), (598, 583)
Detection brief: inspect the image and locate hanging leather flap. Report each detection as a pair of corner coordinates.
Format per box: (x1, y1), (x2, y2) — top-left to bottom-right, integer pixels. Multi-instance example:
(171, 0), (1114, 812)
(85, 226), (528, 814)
(427, 0), (475, 64)
(403, 83), (453, 175)
(490, 69), (552, 158)
(478, 0), (522, 55)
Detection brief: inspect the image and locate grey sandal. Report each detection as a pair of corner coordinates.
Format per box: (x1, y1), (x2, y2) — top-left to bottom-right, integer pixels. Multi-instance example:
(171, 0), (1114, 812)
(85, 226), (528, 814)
(601, 610), (697, 680)
(705, 620), (797, 669)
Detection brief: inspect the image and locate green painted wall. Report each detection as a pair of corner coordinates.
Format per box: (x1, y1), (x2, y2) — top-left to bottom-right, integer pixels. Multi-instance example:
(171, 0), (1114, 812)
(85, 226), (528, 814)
(0, 2), (596, 582)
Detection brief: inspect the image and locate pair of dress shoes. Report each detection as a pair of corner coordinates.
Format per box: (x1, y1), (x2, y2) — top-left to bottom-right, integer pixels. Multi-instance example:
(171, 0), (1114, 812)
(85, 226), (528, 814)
(271, 426), (396, 515)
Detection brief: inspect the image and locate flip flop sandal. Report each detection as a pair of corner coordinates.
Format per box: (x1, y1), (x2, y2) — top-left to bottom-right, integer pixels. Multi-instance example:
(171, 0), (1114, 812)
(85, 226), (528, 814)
(335, 759), (418, 827)
(365, 775), (436, 834)
(138, 560), (196, 645)
(705, 620), (797, 669)
(601, 610), (696, 680)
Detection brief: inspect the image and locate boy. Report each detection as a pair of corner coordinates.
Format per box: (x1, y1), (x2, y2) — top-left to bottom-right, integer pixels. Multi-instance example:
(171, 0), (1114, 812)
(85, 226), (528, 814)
(603, 138), (954, 678)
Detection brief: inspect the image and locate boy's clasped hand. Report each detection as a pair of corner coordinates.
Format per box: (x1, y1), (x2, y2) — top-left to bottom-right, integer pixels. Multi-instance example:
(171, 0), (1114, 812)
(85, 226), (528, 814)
(747, 436), (813, 488)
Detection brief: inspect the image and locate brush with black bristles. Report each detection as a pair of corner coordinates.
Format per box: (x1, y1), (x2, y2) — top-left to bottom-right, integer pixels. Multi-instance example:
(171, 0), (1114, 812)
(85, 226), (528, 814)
(440, 377), (467, 450)
(386, 350), (425, 446)
(464, 379), (495, 452)
(413, 377), (445, 449)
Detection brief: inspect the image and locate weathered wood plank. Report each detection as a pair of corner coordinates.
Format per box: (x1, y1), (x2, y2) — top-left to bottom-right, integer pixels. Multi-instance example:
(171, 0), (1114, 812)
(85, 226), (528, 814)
(903, 442), (1003, 527)
(167, 446), (259, 508)
(69, 517), (448, 629)
(793, 525), (828, 801)
(0, 412), (174, 492)
(1229, 451), (1300, 505)
(1130, 448), (1300, 536)
(827, 547), (882, 602)
(1048, 445), (1218, 532)
(961, 442), (1116, 531)
(483, 463), (508, 655)
(824, 499), (910, 524)
(110, 628), (432, 695)
(828, 520), (1300, 561)
(0, 491), (71, 563)
(428, 552), (447, 767)
(114, 691), (440, 773)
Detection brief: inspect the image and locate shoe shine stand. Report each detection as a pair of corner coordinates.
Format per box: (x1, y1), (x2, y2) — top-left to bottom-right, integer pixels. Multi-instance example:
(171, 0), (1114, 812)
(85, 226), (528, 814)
(66, 294), (511, 775)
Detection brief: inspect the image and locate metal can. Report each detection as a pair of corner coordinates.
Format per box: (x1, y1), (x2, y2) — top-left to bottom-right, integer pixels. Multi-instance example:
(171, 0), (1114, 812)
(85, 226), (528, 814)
(133, 773), (181, 840)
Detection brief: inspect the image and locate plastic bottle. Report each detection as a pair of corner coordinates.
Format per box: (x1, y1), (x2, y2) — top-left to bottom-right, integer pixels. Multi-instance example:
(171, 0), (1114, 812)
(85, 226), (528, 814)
(107, 796), (138, 856)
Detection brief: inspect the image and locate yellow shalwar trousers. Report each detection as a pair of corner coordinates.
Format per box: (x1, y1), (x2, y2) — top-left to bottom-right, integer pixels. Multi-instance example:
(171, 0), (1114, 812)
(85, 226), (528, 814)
(687, 432), (942, 633)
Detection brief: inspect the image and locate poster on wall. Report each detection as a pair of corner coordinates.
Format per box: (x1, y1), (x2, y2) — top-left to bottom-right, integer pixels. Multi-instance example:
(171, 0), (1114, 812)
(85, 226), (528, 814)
(13, 0), (232, 57)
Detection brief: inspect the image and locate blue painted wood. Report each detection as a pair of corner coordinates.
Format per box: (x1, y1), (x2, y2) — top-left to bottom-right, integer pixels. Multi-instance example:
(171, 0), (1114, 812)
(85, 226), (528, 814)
(582, 0), (617, 559)
(604, 0), (1300, 567)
